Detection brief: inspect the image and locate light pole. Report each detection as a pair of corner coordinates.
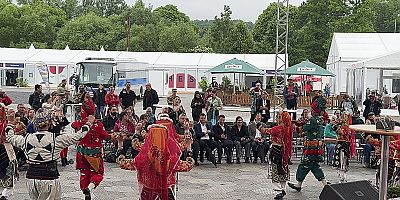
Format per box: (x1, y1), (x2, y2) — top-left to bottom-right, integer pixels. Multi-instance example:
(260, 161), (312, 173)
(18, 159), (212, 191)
(395, 14), (400, 33)
(126, 14), (131, 51)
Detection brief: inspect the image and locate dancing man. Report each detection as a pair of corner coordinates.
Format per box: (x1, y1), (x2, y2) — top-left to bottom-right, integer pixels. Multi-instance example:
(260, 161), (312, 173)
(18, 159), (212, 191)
(118, 114), (194, 200)
(288, 102), (329, 191)
(6, 108), (91, 200)
(257, 111), (293, 200)
(72, 93), (109, 200)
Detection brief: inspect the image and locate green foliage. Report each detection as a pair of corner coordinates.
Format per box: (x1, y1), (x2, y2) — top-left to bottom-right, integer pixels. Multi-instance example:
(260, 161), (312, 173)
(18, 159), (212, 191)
(198, 77), (208, 92)
(153, 4), (189, 24)
(16, 78), (29, 87)
(159, 22), (199, 52)
(388, 186), (400, 198)
(221, 76), (231, 88)
(187, 45), (213, 53)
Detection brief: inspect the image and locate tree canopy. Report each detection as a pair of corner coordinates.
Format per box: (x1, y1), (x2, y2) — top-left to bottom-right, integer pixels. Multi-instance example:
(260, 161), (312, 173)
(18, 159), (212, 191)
(1, 0), (400, 67)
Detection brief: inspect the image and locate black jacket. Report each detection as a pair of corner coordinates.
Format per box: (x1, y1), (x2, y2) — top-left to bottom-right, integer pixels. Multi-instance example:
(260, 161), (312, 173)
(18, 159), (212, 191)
(231, 124), (250, 141)
(94, 89), (106, 106)
(143, 89), (159, 110)
(191, 97), (205, 116)
(194, 122), (214, 140)
(212, 123), (231, 141)
(363, 99), (382, 118)
(256, 98), (270, 117)
(29, 92), (43, 111)
(102, 114), (119, 132)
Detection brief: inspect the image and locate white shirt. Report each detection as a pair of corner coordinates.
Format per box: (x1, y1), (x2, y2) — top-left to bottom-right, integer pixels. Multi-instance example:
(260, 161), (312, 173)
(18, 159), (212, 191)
(200, 123), (209, 140)
(255, 129), (261, 138)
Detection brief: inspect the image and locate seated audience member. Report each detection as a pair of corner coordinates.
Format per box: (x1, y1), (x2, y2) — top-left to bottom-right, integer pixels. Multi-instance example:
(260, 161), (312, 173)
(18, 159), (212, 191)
(248, 113), (269, 163)
(363, 112), (378, 168)
(103, 106), (119, 133)
(114, 111), (135, 158)
(212, 115), (233, 164)
(231, 116), (251, 164)
(194, 113), (217, 166)
(324, 119), (337, 165)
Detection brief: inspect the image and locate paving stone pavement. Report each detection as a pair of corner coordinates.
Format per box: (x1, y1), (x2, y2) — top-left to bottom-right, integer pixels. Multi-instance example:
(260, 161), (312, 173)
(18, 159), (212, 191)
(9, 150), (377, 200)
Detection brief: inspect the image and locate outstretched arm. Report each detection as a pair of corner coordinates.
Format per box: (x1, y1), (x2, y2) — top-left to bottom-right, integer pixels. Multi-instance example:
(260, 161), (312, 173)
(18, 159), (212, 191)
(54, 124), (90, 153)
(5, 125), (26, 150)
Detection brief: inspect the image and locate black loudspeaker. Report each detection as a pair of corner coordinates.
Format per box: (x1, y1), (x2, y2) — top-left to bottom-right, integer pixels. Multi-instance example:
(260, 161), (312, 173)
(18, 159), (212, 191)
(319, 180), (379, 200)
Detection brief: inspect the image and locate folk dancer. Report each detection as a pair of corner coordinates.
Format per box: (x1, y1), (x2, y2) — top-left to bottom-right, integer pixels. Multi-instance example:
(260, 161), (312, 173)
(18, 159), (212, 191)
(6, 108), (90, 200)
(288, 101), (329, 192)
(0, 103), (17, 200)
(332, 113), (356, 183)
(257, 111), (293, 200)
(71, 93), (109, 200)
(118, 114), (194, 200)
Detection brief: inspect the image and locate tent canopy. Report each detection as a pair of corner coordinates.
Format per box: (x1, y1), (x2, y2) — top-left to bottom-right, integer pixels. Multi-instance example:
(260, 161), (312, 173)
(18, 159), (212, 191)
(351, 50), (400, 69)
(207, 58), (262, 74)
(287, 60), (335, 76)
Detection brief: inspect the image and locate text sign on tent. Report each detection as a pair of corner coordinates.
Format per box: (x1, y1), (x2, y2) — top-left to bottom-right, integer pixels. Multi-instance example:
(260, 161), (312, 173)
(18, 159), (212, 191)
(225, 64), (242, 70)
(297, 67), (316, 72)
(5, 63), (24, 68)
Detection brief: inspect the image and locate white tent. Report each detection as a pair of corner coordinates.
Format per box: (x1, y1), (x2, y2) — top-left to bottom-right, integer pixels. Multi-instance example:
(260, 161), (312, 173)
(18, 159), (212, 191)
(347, 50), (400, 103)
(326, 33), (400, 95)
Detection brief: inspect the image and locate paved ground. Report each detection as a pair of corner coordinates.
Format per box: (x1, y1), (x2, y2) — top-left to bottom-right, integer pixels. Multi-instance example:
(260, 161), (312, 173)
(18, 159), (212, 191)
(4, 87), (379, 200)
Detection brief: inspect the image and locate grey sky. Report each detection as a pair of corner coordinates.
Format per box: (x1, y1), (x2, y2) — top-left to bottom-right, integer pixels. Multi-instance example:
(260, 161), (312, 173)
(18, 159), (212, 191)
(127, 0), (305, 22)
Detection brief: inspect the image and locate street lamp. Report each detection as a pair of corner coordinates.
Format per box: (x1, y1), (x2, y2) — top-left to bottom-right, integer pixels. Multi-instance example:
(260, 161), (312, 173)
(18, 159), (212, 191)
(125, 14), (131, 51)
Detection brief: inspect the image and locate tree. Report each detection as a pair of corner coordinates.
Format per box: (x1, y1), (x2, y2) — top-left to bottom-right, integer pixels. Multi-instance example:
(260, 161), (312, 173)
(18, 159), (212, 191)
(209, 5), (234, 53)
(153, 4), (189, 24)
(159, 22), (199, 52)
(0, 1), (21, 47)
(54, 12), (118, 50)
(229, 21), (254, 54)
(116, 23), (161, 51)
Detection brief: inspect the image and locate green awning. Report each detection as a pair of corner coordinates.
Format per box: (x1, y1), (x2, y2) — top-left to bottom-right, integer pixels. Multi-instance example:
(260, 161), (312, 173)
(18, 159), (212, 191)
(207, 58), (262, 74)
(286, 60), (335, 76)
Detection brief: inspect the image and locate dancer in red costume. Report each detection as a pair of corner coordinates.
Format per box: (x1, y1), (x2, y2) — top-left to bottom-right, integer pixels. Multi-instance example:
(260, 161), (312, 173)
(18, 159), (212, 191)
(71, 93), (108, 200)
(118, 114), (194, 200)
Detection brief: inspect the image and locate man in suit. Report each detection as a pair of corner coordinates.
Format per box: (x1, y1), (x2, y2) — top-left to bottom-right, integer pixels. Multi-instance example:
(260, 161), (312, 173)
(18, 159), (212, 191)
(212, 115), (234, 164)
(231, 116), (251, 164)
(194, 113), (217, 167)
(256, 91), (271, 123)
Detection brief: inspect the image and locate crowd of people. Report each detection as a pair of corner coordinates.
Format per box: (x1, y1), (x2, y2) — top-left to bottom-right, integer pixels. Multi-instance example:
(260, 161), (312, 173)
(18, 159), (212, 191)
(0, 76), (398, 200)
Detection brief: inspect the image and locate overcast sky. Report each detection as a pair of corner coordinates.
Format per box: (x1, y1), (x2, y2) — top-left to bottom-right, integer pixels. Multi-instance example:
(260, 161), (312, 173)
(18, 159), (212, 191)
(128, 0), (305, 22)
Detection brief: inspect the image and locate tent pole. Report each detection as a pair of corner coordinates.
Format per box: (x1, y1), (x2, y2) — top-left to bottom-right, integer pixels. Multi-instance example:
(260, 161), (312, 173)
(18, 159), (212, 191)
(379, 69), (383, 94)
(233, 73), (236, 94)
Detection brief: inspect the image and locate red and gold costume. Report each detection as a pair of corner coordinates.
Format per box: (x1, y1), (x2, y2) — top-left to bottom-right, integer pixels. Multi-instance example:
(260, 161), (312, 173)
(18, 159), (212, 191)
(71, 98), (108, 191)
(118, 116), (194, 200)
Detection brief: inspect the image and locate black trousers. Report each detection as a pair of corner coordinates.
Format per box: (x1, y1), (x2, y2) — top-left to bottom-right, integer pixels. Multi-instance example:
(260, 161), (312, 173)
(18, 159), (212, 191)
(286, 98), (297, 110)
(199, 139), (217, 162)
(216, 139), (233, 161)
(191, 140), (200, 162)
(251, 140), (270, 161)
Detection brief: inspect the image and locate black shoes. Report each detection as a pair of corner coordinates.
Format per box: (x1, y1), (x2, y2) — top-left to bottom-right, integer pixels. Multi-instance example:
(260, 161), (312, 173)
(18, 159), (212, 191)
(253, 158), (258, 163)
(274, 190), (286, 199)
(287, 182), (301, 192)
(83, 189), (91, 200)
(245, 157), (250, 163)
(217, 159), (222, 164)
(194, 161), (200, 166)
(288, 160), (293, 165)
(61, 158), (69, 166)
(0, 196), (7, 200)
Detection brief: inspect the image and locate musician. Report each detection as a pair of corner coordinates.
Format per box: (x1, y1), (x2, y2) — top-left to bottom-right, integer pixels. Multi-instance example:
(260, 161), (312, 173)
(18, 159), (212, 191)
(257, 111), (293, 200)
(212, 115), (233, 164)
(249, 113), (269, 163)
(71, 94), (109, 200)
(194, 113), (217, 167)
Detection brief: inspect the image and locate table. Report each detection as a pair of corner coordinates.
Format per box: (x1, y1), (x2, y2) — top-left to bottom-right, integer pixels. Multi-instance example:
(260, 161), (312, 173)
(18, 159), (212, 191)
(349, 124), (400, 200)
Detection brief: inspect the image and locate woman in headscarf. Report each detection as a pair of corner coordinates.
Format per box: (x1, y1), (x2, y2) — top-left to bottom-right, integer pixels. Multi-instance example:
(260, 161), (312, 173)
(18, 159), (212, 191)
(190, 91), (205, 122)
(118, 114), (194, 200)
(257, 111), (293, 200)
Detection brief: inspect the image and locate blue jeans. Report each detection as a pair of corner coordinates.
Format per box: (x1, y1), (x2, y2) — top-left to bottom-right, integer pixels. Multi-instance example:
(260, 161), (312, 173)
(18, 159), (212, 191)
(97, 105), (105, 119)
(364, 143), (374, 164)
(326, 143), (335, 164)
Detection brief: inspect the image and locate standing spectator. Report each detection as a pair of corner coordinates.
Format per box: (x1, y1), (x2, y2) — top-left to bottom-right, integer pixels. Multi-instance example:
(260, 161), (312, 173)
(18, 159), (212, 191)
(362, 94), (382, 119)
(203, 88), (212, 109)
(283, 77), (299, 110)
(339, 94), (357, 115)
(324, 83), (331, 97)
(105, 86), (120, 108)
(142, 83), (159, 114)
(257, 91), (271, 123)
(74, 85), (87, 104)
(194, 113), (217, 166)
(94, 84), (107, 119)
(250, 83), (262, 122)
(0, 90), (12, 106)
(191, 91), (205, 122)
(167, 89), (178, 105)
(168, 96), (185, 124)
(28, 84), (44, 111)
(119, 82), (137, 110)
(212, 115), (233, 164)
(206, 91), (223, 125)
(16, 104), (28, 125)
(231, 116), (251, 164)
